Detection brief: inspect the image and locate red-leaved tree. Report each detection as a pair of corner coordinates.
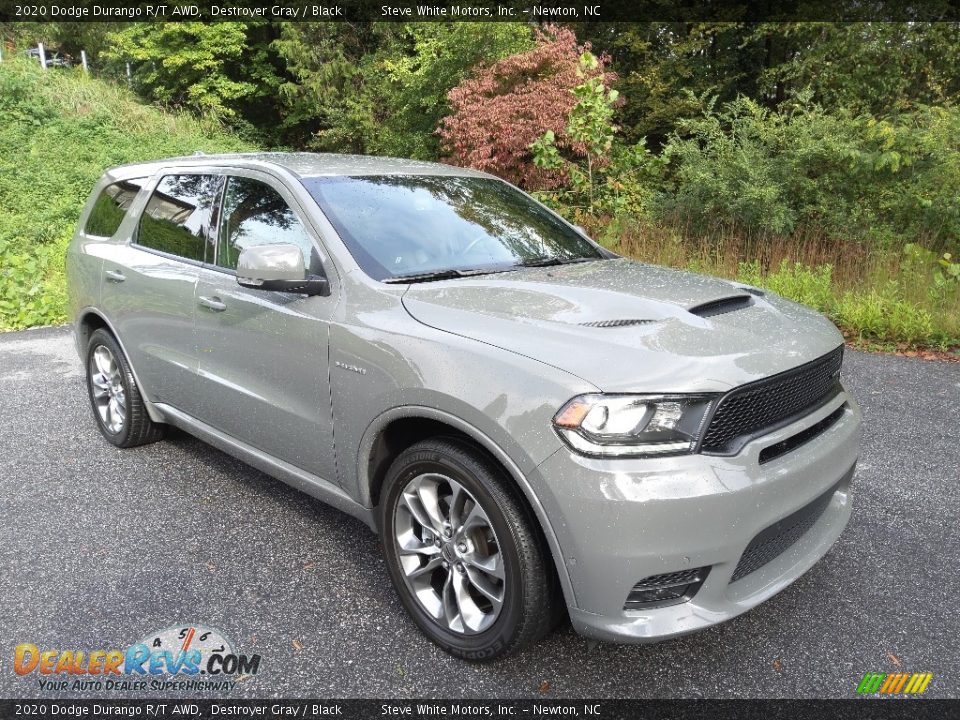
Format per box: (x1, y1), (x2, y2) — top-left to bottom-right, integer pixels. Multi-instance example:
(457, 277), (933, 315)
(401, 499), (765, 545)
(438, 25), (614, 189)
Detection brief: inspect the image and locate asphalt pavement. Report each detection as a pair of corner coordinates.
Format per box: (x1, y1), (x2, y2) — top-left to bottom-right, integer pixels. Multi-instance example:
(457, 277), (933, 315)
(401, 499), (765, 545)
(1, 325), (958, 699)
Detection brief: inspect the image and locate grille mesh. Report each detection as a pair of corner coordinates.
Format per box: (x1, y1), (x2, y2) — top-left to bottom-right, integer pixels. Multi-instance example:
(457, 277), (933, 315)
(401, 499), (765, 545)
(632, 568), (703, 589)
(700, 346), (843, 454)
(730, 483), (838, 583)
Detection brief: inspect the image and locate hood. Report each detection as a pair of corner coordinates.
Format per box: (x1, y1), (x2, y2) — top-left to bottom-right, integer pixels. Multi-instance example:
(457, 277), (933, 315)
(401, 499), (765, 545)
(401, 259), (844, 392)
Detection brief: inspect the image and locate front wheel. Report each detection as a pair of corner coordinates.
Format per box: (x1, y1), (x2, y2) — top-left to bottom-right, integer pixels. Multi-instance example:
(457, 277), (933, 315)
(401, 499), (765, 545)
(379, 438), (560, 661)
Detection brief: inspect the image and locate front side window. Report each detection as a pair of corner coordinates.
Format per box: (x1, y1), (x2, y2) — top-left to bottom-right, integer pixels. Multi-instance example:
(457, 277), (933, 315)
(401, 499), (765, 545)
(84, 178), (146, 237)
(216, 176), (318, 272)
(137, 174), (222, 263)
(301, 175), (603, 280)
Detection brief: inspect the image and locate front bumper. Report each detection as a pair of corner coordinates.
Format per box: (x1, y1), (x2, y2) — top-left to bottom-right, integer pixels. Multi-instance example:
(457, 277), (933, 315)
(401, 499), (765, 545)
(531, 389), (861, 643)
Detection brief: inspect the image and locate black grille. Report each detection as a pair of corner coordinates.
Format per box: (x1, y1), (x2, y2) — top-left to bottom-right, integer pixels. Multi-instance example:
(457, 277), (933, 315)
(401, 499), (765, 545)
(730, 482), (839, 583)
(699, 346), (844, 455)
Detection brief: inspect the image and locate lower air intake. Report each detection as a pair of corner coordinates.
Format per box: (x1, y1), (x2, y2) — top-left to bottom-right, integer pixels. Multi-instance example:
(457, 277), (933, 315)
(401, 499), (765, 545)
(730, 481), (840, 583)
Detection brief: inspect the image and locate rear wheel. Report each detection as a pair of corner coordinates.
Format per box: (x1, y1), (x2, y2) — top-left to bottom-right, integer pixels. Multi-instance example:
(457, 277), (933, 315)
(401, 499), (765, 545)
(379, 438), (559, 661)
(85, 328), (164, 448)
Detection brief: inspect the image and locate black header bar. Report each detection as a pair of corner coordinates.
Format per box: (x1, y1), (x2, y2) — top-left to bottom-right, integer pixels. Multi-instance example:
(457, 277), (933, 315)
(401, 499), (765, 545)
(0, 699), (955, 720)
(2, 0), (960, 22)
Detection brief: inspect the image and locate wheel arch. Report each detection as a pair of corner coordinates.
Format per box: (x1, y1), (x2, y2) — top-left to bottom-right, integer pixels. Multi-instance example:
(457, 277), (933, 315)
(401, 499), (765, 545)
(75, 308), (164, 424)
(357, 406), (577, 608)
(75, 308), (110, 355)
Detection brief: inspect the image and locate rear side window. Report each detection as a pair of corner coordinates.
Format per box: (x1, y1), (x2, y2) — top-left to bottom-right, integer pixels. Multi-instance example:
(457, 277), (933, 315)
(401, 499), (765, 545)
(216, 176), (318, 272)
(137, 174), (223, 263)
(84, 178), (146, 237)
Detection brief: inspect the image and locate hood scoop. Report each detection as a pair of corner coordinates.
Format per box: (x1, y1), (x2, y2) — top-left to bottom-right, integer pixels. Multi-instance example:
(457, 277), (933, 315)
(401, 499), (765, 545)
(688, 295), (754, 318)
(579, 318), (657, 329)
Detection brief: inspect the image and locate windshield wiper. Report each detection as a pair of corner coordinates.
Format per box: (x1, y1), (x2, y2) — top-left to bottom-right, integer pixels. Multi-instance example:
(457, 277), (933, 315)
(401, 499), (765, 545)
(382, 268), (499, 284)
(384, 257), (597, 283)
(516, 256), (595, 268)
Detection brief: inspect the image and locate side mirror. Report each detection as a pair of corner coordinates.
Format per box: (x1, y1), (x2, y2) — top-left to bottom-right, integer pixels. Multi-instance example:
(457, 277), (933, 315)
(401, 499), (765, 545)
(236, 243), (329, 296)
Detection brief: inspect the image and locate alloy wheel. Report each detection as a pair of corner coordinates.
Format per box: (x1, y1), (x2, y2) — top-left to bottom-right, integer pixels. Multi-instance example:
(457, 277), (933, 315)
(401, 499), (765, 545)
(89, 344), (126, 434)
(393, 472), (506, 635)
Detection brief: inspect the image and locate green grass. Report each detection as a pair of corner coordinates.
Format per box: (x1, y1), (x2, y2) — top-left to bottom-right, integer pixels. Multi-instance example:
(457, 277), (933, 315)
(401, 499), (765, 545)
(0, 57), (253, 330)
(585, 215), (960, 352)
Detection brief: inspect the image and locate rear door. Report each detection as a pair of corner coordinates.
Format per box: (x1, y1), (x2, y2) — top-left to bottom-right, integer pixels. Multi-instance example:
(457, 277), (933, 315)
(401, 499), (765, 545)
(101, 172), (223, 410)
(192, 170), (340, 482)
(70, 176), (149, 331)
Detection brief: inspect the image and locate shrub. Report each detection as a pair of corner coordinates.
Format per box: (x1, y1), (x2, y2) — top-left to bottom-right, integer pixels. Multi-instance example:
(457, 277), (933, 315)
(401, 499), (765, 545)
(439, 25), (613, 188)
(0, 242), (66, 329)
(660, 95), (862, 235)
(834, 289), (936, 345)
(657, 94), (960, 248)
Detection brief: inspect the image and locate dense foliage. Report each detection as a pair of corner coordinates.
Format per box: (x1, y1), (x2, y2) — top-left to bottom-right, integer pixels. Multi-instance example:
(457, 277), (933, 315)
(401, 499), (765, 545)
(1, 20), (958, 348)
(275, 22), (531, 157)
(659, 95), (960, 246)
(575, 22), (960, 147)
(0, 59), (249, 329)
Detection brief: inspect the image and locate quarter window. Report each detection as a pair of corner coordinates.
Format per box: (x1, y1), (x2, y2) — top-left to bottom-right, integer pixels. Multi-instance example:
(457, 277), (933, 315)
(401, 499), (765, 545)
(84, 178), (146, 237)
(216, 177), (317, 272)
(138, 174), (223, 263)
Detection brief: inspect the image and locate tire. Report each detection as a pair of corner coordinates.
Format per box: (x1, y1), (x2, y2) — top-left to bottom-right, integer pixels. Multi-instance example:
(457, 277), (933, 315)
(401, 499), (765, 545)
(379, 437), (559, 661)
(85, 328), (164, 448)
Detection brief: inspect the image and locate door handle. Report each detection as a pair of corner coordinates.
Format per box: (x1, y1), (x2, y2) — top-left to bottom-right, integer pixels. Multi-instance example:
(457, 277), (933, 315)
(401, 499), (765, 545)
(198, 295), (227, 312)
(104, 270), (126, 283)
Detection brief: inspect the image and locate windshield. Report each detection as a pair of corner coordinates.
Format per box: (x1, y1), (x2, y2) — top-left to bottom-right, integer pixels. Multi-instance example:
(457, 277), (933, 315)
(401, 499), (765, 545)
(301, 175), (603, 281)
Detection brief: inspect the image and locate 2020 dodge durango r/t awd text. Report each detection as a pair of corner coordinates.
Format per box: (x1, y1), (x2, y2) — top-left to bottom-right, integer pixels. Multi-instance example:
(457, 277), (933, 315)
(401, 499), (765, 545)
(66, 153), (860, 661)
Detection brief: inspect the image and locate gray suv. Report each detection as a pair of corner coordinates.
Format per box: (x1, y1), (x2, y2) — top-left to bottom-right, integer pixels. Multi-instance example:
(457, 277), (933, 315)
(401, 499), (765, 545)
(66, 153), (860, 661)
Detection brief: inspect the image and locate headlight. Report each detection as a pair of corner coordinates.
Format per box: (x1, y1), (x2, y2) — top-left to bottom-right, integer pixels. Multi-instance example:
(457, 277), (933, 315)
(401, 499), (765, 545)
(552, 394), (718, 457)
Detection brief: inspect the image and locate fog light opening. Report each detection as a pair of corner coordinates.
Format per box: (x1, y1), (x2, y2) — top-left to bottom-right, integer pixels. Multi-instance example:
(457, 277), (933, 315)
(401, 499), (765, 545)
(624, 567), (710, 611)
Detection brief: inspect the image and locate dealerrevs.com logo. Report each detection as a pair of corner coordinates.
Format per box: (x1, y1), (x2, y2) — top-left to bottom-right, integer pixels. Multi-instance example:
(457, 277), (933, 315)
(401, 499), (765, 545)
(13, 624), (262, 693)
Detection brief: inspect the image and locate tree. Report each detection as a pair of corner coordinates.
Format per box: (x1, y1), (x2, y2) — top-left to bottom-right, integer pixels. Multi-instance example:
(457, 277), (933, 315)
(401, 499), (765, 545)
(750, 23), (960, 116)
(373, 23), (532, 158)
(272, 22), (380, 152)
(577, 22), (960, 147)
(439, 25), (614, 188)
(575, 22), (760, 147)
(531, 52), (621, 210)
(274, 22), (531, 157)
(102, 21), (283, 136)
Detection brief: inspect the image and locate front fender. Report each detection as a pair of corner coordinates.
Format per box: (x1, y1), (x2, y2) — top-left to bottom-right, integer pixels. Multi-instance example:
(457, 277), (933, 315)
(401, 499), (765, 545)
(356, 403), (580, 609)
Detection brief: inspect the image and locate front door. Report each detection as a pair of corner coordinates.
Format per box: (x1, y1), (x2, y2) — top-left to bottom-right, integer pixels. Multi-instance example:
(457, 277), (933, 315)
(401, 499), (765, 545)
(192, 171), (339, 483)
